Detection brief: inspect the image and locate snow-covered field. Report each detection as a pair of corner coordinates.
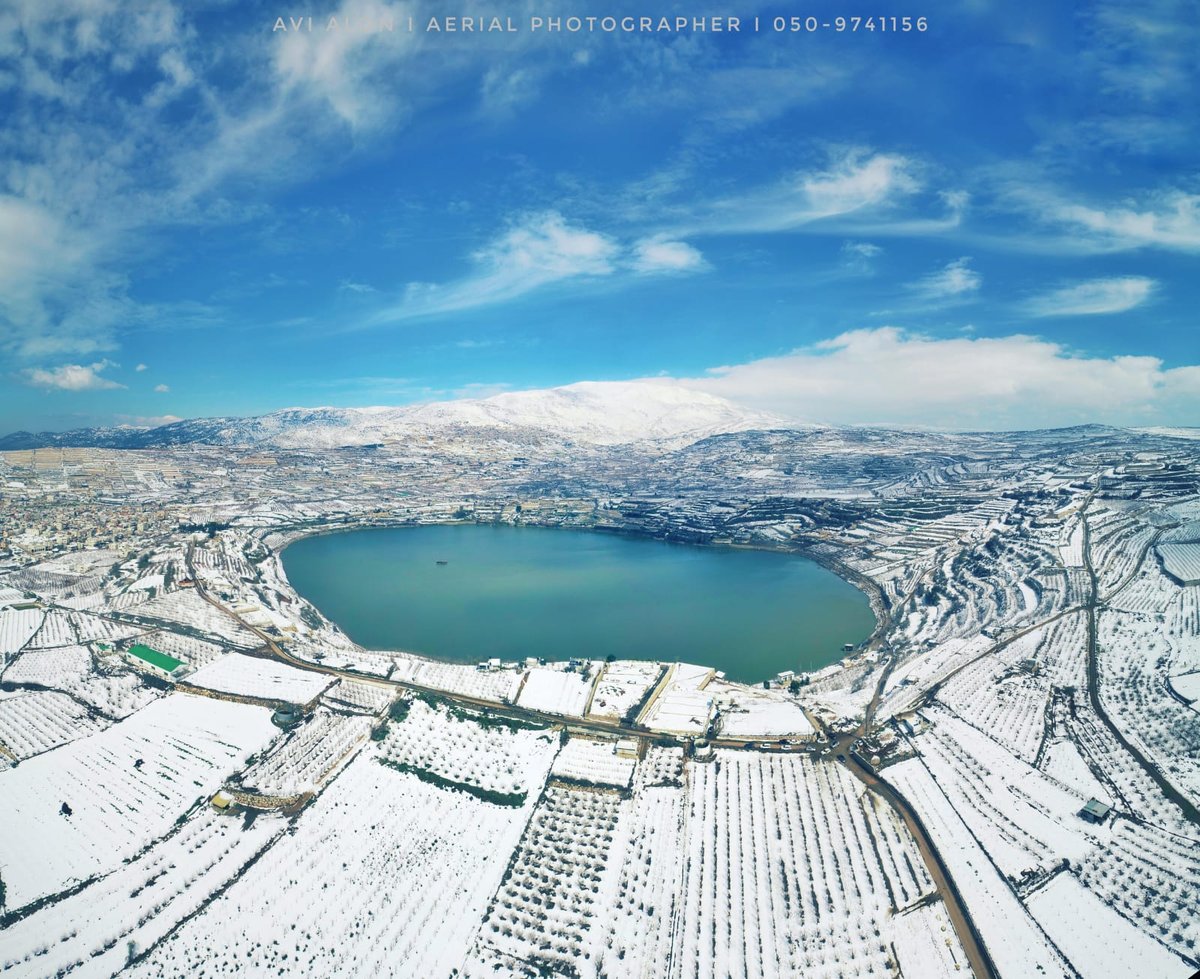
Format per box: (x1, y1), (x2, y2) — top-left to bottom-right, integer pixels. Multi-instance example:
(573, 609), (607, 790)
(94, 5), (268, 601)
(185, 652), (335, 704)
(0, 607), (42, 665)
(885, 754), (1074, 978)
(550, 735), (637, 788)
(131, 752), (535, 978)
(711, 682), (816, 738)
(1026, 872), (1190, 979)
(0, 693), (277, 909)
(516, 665), (595, 717)
(0, 689), (104, 758)
(240, 709), (371, 796)
(638, 662), (714, 734)
(586, 659), (661, 721)
(0, 809), (286, 979)
(378, 698), (558, 799)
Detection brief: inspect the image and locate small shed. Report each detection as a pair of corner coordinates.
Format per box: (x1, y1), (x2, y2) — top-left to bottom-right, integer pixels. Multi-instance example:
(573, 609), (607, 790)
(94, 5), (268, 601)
(615, 738), (641, 759)
(1078, 798), (1112, 823)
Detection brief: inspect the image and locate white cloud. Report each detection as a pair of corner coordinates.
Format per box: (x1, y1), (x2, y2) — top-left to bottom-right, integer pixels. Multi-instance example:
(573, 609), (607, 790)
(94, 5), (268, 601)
(23, 360), (126, 392)
(154, 383), (170, 392)
(271, 0), (418, 131)
(135, 363), (149, 371)
(908, 257), (981, 301)
(629, 237), (707, 274)
(673, 327), (1200, 430)
(1024, 276), (1156, 317)
(369, 212), (619, 323)
(686, 150), (922, 236)
(843, 242), (882, 259)
(1014, 185), (1200, 253)
(117, 414), (182, 428)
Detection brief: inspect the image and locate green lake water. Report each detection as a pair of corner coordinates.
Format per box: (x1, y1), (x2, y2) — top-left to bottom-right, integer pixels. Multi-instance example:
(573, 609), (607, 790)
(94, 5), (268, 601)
(281, 524), (875, 683)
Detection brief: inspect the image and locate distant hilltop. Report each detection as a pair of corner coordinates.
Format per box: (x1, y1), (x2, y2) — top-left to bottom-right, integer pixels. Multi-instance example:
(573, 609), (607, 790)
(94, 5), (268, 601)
(0, 381), (791, 451)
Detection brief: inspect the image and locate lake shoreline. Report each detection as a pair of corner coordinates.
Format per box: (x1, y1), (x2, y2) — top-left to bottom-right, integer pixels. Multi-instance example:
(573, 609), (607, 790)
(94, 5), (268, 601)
(272, 518), (880, 683)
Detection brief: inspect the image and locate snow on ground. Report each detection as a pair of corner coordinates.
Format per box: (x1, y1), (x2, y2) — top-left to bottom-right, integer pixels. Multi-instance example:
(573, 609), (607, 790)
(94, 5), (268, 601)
(875, 635), (993, 719)
(638, 661), (714, 735)
(885, 755), (1074, 978)
(1170, 671), (1200, 704)
(1041, 737), (1114, 805)
(185, 652), (334, 704)
(516, 665), (595, 717)
(0, 607), (43, 665)
(1159, 541), (1200, 584)
(393, 656), (523, 702)
(136, 630), (227, 670)
(240, 709), (371, 796)
(0, 809), (286, 979)
(550, 735), (636, 788)
(0, 693), (277, 909)
(123, 589), (258, 647)
(670, 751), (945, 979)
(907, 706), (1102, 879)
(130, 752), (534, 979)
(468, 783), (631, 977)
(710, 680), (816, 738)
(379, 698), (558, 798)
(889, 901), (974, 978)
(2, 642), (92, 688)
(586, 659), (661, 722)
(0, 689), (105, 758)
(26, 609), (78, 648)
(1026, 872), (1190, 979)
(323, 676), (393, 713)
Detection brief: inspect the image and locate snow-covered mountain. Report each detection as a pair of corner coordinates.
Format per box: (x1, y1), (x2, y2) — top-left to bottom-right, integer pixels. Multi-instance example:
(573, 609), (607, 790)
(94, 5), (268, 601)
(0, 381), (790, 451)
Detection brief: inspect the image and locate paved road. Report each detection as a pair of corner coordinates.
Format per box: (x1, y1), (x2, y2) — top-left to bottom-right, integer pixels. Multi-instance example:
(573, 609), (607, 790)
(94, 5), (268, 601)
(836, 746), (998, 979)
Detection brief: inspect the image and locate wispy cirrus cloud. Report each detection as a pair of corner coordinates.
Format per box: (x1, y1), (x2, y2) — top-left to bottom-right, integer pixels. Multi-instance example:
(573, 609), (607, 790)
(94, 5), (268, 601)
(22, 360), (126, 391)
(630, 237), (707, 274)
(907, 258), (981, 303)
(1048, 189), (1200, 252)
(369, 212), (619, 324)
(367, 212), (711, 323)
(1024, 276), (1156, 317)
(678, 150), (923, 237)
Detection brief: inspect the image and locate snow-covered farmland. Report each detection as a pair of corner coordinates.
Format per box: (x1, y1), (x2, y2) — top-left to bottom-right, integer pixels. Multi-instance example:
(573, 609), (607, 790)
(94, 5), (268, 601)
(671, 752), (946, 979)
(516, 665), (595, 717)
(885, 754), (1073, 978)
(0, 690), (104, 758)
(0, 607), (43, 665)
(122, 589), (258, 648)
(379, 698), (558, 800)
(132, 753), (534, 979)
(550, 736), (637, 788)
(0, 809), (286, 979)
(1159, 541), (1200, 584)
(711, 681), (817, 738)
(239, 709), (371, 796)
(586, 659), (661, 722)
(1026, 871), (1190, 979)
(638, 662), (715, 735)
(2, 642), (92, 689)
(396, 657), (523, 702)
(185, 652), (334, 704)
(471, 783), (628, 976)
(0, 693), (277, 909)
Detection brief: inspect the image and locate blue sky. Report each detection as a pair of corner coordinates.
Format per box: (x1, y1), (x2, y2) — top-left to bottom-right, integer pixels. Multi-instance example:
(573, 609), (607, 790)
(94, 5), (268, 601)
(1, 0), (1198, 432)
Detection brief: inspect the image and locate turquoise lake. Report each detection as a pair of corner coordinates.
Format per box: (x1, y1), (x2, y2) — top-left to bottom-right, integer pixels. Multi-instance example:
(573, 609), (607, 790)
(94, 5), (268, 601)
(281, 524), (875, 683)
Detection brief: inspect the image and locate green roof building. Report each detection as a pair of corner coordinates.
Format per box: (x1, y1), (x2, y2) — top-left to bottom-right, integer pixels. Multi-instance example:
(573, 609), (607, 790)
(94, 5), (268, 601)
(126, 644), (187, 679)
